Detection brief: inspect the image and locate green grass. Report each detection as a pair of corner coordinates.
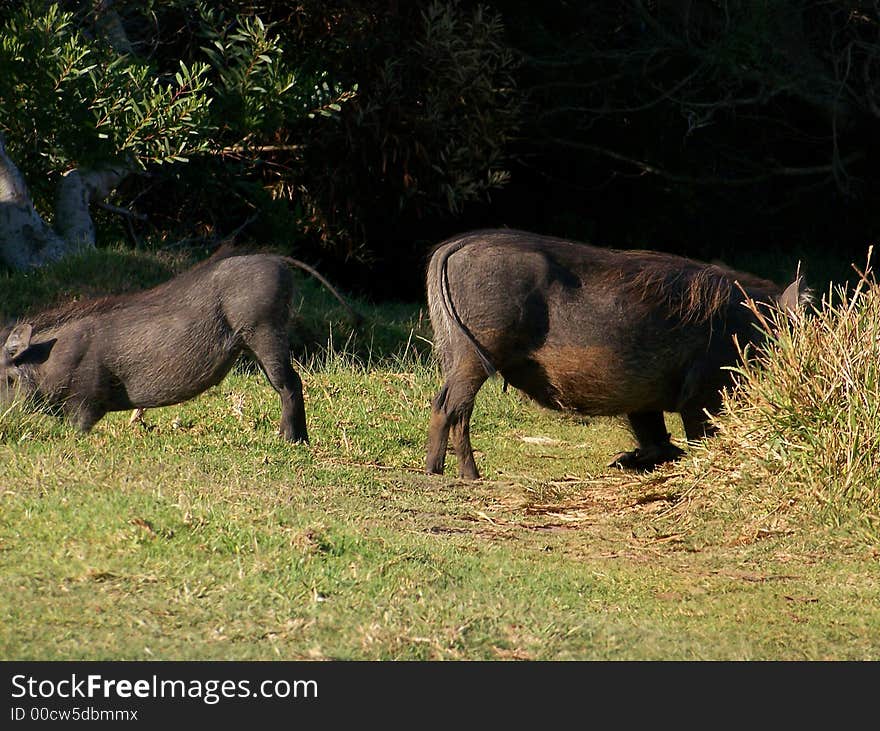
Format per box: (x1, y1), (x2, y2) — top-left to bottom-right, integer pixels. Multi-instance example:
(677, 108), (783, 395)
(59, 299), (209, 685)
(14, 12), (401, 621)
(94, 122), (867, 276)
(1, 247), (879, 660)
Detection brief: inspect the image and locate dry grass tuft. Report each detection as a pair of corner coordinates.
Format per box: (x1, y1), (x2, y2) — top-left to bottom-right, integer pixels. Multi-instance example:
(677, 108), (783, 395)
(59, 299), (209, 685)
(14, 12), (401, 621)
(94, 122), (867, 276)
(648, 249), (880, 542)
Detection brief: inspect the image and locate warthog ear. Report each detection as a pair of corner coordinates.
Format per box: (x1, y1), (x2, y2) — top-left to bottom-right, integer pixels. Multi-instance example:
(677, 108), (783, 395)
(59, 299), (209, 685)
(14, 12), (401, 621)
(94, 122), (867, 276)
(3, 323), (33, 359)
(778, 278), (802, 315)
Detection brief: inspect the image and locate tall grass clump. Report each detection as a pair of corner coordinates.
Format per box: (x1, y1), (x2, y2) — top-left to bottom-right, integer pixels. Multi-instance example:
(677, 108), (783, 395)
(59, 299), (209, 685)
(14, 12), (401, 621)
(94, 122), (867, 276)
(682, 251), (880, 539)
(0, 398), (66, 444)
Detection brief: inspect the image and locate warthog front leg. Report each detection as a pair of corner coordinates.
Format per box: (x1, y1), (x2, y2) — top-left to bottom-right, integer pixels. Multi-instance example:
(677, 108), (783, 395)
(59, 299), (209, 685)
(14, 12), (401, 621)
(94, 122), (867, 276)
(608, 411), (685, 471)
(65, 400), (105, 433)
(680, 404), (719, 443)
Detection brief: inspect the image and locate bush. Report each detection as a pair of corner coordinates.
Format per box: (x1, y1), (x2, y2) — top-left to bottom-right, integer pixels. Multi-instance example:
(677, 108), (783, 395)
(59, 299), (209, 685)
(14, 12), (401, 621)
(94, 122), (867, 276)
(0, 0), (212, 212)
(298, 0), (522, 262)
(672, 249), (880, 539)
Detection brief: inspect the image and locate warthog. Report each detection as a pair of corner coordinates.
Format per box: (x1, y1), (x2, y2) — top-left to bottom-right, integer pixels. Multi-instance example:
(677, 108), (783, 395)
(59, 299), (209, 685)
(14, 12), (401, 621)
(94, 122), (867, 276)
(1, 250), (357, 441)
(425, 229), (801, 479)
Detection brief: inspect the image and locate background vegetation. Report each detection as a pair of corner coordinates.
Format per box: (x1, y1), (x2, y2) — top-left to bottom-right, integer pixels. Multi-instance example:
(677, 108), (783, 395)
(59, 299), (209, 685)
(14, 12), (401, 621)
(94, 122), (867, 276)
(2, 1), (878, 297)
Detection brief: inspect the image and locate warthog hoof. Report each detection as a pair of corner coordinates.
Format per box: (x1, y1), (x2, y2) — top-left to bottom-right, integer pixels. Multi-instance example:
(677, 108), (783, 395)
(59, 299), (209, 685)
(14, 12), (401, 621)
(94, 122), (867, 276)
(608, 443), (686, 472)
(283, 433), (309, 445)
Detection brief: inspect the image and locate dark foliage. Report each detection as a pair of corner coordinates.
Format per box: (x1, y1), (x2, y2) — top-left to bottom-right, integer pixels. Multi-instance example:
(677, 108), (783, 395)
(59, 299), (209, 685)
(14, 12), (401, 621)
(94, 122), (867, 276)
(493, 1), (880, 277)
(3, 1), (879, 297)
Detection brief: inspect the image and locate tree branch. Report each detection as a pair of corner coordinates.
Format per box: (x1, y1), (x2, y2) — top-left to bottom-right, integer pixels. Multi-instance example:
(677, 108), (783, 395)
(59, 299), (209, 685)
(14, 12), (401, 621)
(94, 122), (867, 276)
(54, 166), (129, 246)
(219, 144), (305, 156)
(548, 137), (865, 186)
(96, 201), (148, 221)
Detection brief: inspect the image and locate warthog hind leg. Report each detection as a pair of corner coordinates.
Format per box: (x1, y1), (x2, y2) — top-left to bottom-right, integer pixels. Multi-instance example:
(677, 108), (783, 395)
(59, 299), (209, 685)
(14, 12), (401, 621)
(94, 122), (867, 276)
(246, 328), (308, 443)
(426, 358), (488, 480)
(681, 403), (719, 442)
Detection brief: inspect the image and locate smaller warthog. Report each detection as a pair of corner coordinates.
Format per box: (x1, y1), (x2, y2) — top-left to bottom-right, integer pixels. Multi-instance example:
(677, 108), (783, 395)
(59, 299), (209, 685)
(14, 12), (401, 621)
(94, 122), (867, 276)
(1, 250), (357, 441)
(426, 229), (803, 479)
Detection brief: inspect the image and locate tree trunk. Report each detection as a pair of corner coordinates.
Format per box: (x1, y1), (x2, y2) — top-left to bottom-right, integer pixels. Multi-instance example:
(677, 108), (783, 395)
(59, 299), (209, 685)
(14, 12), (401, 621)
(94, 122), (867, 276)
(0, 135), (67, 269)
(0, 134), (128, 270)
(54, 166), (128, 247)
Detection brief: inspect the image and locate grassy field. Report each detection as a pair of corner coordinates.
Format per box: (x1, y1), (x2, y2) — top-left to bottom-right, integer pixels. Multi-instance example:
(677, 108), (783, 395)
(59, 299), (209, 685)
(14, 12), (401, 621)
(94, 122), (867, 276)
(1, 248), (879, 660)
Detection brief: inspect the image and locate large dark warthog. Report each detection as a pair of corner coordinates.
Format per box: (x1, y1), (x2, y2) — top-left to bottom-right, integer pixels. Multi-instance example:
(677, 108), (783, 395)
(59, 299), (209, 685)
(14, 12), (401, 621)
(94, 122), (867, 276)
(425, 229), (802, 479)
(1, 250), (357, 441)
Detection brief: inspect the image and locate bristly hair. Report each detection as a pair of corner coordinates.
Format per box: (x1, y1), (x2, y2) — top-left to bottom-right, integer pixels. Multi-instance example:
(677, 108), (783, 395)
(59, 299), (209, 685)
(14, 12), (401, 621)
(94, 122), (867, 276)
(24, 293), (135, 333)
(622, 252), (782, 325)
(20, 244), (245, 334)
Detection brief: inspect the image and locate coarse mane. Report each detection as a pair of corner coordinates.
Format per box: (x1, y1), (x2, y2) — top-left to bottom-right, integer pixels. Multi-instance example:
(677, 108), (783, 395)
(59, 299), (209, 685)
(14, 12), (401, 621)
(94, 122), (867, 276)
(25, 293), (137, 332)
(619, 251), (782, 324)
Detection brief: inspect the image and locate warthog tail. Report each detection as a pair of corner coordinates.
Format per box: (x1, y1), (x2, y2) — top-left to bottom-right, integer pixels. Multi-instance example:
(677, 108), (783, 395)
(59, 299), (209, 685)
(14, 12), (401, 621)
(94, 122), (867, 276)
(282, 258), (362, 327)
(435, 239), (497, 377)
